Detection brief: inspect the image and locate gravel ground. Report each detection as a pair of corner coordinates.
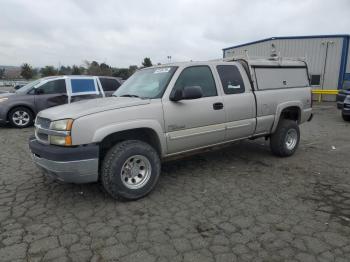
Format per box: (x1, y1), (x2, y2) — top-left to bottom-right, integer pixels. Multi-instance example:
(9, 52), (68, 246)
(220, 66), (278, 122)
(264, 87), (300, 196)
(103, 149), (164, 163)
(0, 103), (349, 262)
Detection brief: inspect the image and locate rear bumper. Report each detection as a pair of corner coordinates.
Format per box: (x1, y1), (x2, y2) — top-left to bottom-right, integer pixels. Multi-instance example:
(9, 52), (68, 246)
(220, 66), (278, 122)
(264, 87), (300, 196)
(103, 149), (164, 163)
(29, 137), (99, 183)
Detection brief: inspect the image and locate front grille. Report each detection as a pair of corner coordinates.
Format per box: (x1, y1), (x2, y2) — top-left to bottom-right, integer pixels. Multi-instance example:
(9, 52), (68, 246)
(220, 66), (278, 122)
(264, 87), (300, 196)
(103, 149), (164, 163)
(36, 117), (51, 129)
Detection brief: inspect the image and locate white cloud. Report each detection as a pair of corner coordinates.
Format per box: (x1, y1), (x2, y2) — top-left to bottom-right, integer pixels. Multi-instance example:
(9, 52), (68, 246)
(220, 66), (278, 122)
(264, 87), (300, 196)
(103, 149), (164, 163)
(0, 0), (349, 67)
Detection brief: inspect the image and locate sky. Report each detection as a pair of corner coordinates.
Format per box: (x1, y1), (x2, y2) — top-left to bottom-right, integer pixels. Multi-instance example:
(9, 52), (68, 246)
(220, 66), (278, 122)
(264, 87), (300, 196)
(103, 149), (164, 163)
(0, 0), (349, 68)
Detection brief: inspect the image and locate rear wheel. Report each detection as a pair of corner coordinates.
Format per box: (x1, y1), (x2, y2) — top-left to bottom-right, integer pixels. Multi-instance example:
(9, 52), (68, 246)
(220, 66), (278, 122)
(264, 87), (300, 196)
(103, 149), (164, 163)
(342, 113), (350, 121)
(270, 119), (300, 157)
(8, 107), (34, 128)
(101, 140), (161, 200)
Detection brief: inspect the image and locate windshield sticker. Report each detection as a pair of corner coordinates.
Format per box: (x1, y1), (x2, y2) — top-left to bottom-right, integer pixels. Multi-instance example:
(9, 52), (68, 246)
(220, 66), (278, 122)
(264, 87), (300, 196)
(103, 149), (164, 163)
(154, 68), (171, 74)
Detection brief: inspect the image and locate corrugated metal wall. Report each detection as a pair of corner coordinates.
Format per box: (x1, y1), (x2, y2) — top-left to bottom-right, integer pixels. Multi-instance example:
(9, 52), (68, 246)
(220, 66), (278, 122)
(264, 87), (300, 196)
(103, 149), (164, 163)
(346, 40), (350, 73)
(224, 37), (344, 100)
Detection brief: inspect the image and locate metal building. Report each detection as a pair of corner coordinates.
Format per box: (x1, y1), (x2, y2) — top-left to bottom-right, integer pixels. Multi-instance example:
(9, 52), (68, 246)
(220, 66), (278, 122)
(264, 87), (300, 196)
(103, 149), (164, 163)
(223, 35), (350, 101)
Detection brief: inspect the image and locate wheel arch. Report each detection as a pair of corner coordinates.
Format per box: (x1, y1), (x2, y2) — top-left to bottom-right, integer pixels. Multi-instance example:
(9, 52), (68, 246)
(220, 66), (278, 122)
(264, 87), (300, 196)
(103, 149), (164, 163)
(99, 127), (164, 162)
(271, 102), (302, 133)
(7, 104), (36, 121)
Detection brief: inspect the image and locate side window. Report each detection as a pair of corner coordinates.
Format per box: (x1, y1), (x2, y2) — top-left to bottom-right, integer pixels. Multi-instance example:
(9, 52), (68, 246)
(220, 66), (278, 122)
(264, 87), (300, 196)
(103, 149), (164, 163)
(70, 79), (96, 94)
(173, 66), (217, 97)
(99, 78), (121, 91)
(216, 65), (245, 94)
(37, 79), (66, 94)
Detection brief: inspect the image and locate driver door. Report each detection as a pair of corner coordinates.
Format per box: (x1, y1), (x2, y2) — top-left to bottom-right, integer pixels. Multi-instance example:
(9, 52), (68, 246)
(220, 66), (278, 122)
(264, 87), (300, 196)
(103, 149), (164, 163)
(34, 79), (68, 113)
(162, 65), (226, 154)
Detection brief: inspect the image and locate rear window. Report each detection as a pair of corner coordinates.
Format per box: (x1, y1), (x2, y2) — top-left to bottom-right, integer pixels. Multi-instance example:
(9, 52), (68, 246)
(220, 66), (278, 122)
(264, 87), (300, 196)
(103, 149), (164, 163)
(254, 67), (309, 90)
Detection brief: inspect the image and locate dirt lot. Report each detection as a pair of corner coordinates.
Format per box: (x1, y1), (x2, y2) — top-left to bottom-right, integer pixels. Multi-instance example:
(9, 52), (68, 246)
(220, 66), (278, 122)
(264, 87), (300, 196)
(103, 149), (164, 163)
(0, 103), (349, 262)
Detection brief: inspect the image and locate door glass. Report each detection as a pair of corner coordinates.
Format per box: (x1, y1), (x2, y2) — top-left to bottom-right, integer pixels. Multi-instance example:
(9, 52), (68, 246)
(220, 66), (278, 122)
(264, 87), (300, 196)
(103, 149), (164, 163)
(99, 78), (121, 91)
(173, 66), (217, 97)
(217, 65), (245, 94)
(37, 79), (66, 94)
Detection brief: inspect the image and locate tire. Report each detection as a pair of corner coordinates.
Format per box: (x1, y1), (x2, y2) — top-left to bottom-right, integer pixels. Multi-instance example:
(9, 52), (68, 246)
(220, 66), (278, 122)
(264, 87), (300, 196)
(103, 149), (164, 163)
(270, 119), (300, 157)
(342, 113), (350, 121)
(8, 106), (34, 128)
(101, 140), (161, 200)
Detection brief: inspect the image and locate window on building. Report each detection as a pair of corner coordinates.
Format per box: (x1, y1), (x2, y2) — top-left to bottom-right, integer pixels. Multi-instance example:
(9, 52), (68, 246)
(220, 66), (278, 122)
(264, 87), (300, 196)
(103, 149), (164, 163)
(216, 65), (245, 94)
(310, 75), (321, 86)
(173, 66), (217, 97)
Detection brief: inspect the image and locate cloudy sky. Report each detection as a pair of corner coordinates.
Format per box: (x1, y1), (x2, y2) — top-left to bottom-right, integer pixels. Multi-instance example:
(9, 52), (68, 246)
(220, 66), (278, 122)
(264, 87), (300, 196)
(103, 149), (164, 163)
(0, 0), (349, 68)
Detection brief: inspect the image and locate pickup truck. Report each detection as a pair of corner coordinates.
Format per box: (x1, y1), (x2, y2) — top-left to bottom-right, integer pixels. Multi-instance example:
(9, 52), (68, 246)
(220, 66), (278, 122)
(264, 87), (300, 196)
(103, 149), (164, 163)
(0, 75), (122, 128)
(29, 58), (313, 200)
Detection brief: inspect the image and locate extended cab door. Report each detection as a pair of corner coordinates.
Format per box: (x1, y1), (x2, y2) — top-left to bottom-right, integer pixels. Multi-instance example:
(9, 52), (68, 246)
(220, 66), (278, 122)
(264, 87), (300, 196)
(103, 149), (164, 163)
(215, 64), (256, 140)
(34, 79), (68, 113)
(162, 65), (226, 154)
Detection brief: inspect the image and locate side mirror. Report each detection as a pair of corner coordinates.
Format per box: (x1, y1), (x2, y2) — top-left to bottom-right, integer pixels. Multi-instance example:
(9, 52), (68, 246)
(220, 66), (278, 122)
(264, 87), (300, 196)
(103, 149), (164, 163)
(35, 88), (44, 95)
(170, 86), (203, 102)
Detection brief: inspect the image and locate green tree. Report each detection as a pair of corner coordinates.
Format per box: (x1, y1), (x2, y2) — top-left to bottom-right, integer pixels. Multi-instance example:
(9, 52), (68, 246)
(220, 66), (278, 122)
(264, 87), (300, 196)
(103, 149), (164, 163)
(58, 66), (72, 75)
(40, 66), (58, 77)
(100, 63), (112, 76)
(142, 57), (153, 67)
(71, 65), (85, 75)
(20, 63), (34, 80)
(85, 60), (101, 75)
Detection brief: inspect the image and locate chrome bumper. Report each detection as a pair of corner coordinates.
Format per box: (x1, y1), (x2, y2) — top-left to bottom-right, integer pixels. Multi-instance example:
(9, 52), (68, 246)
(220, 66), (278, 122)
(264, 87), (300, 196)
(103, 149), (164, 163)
(32, 154), (99, 183)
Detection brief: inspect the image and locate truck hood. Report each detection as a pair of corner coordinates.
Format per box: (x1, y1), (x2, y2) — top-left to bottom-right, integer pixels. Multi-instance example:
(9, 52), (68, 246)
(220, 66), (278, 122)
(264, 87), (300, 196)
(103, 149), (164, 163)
(38, 97), (151, 120)
(0, 92), (15, 97)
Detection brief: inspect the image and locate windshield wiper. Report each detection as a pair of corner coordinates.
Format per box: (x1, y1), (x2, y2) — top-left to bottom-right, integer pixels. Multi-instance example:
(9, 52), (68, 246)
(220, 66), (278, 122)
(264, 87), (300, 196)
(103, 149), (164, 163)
(118, 94), (141, 98)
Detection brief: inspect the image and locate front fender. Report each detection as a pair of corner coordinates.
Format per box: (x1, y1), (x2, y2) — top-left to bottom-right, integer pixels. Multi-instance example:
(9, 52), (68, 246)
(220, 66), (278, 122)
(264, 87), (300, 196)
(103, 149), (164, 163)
(92, 120), (167, 156)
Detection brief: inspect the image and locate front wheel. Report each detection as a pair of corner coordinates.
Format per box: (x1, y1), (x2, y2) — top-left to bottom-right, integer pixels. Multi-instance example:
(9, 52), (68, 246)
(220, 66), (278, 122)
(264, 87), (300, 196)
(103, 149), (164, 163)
(8, 107), (34, 128)
(270, 120), (300, 157)
(101, 140), (161, 200)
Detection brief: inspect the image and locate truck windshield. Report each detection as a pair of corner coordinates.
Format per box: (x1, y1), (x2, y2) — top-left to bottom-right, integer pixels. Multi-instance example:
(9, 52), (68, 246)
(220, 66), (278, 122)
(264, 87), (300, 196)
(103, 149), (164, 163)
(15, 79), (42, 94)
(113, 66), (177, 99)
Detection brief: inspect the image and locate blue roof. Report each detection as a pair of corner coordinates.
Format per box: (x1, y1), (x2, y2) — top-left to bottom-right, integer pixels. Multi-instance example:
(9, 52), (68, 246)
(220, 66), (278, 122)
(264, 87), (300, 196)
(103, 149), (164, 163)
(223, 34), (350, 51)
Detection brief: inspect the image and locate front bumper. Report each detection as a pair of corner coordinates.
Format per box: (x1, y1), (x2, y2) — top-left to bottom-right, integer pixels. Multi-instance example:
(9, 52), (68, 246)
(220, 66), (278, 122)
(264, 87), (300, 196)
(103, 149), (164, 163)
(29, 137), (99, 183)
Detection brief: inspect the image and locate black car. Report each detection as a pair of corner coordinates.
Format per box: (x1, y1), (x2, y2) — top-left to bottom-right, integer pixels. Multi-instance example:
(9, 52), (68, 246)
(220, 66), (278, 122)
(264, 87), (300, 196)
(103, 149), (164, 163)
(336, 81), (350, 109)
(342, 95), (350, 121)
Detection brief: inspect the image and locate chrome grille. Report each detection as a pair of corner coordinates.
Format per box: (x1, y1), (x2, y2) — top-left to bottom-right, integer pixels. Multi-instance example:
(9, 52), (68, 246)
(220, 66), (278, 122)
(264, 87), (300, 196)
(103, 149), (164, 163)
(36, 117), (51, 129)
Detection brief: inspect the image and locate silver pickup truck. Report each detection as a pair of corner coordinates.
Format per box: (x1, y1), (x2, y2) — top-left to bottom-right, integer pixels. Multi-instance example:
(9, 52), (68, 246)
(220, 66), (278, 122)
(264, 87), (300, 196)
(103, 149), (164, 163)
(29, 57), (313, 200)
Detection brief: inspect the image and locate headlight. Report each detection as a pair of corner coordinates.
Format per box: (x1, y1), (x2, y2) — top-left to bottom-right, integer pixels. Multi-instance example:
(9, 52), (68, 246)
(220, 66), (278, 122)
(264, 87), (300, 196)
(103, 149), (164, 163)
(50, 135), (72, 146)
(49, 119), (73, 146)
(0, 98), (8, 103)
(50, 119), (73, 131)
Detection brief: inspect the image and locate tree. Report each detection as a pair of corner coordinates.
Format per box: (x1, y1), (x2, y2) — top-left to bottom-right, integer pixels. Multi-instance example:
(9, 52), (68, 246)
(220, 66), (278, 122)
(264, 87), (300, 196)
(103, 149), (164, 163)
(20, 63), (34, 80)
(85, 60), (101, 75)
(0, 68), (5, 79)
(40, 66), (58, 77)
(71, 65), (85, 75)
(58, 66), (72, 75)
(142, 57), (153, 67)
(100, 63), (112, 76)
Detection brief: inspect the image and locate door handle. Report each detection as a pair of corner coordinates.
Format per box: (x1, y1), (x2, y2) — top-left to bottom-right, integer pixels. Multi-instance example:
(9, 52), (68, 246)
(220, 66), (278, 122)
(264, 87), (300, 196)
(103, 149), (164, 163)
(213, 102), (224, 110)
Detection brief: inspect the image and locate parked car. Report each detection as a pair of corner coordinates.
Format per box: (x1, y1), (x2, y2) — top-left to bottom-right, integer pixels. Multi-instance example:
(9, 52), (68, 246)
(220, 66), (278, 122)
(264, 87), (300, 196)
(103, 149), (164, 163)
(341, 95), (350, 121)
(336, 81), (350, 109)
(0, 75), (122, 127)
(29, 58), (313, 200)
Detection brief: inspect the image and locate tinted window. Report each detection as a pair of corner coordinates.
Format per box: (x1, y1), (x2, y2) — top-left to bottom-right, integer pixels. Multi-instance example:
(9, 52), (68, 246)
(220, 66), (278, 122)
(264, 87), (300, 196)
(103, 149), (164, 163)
(173, 66), (217, 97)
(71, 79), (96, 93)
(37, 79), (66, 94)
(99, 78), (121, 91)
(217, 65), (245, 94)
